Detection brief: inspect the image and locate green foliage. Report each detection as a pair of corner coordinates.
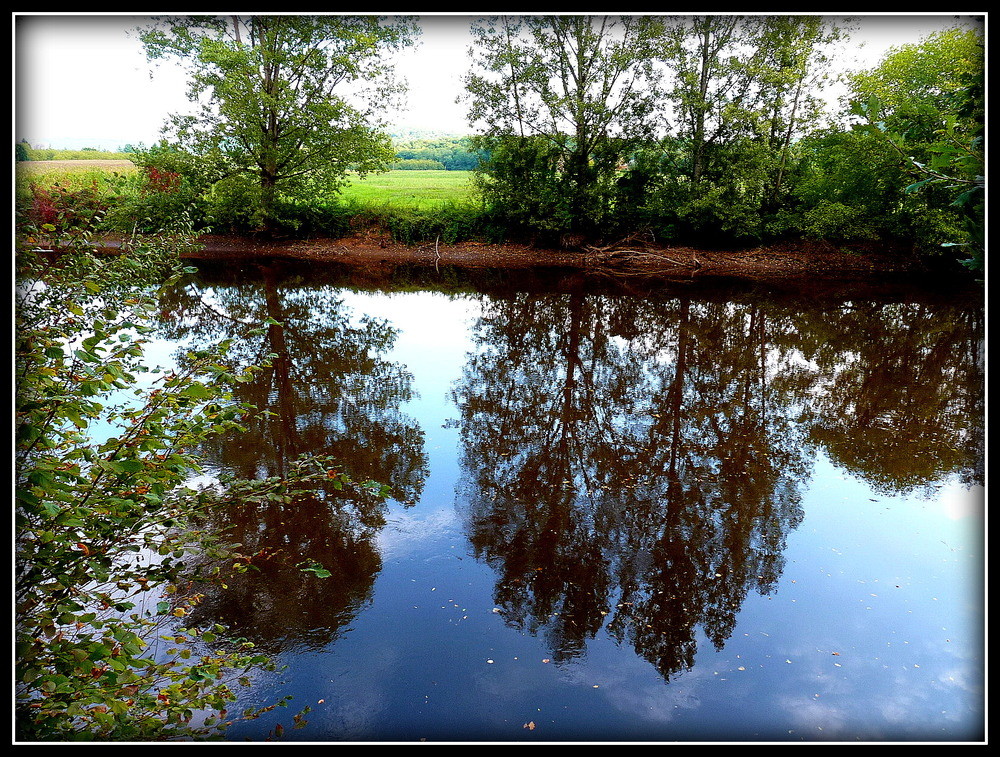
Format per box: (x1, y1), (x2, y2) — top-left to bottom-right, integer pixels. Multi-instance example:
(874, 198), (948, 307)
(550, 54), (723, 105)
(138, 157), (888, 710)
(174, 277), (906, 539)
(22, 182), (111, 238)
(798, 201), (870, 242)
(14, 212), (386, 739)
(384, 200), (494, 245)
(848, 24), (985, 270)
(641, 16), (852, 246)
(640, 137), (775, 245)
(130, 142), (230, 196)
(471, 135), (576, 244)
(393, 136), (485, 170)
(138, 15), (419, 232)
(848, 27), (983, 140)
(464, 15), (668, 244)
(393, 159), (447, 170)
(101, 151), (213, 234)
(204, 175), (268, 233)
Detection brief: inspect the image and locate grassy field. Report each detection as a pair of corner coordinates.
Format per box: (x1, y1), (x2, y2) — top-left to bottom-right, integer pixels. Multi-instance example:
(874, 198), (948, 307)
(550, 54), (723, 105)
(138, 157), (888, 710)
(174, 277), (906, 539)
(15, 159), (139, 198)
(17, 159), (138, 173)
(17, 161), (475, 210)
(338, 169), (475, 209)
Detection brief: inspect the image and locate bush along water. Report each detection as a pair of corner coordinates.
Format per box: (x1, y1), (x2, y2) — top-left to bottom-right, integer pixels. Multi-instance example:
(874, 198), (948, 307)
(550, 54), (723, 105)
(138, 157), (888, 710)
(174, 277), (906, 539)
(14, 209), (387, 740)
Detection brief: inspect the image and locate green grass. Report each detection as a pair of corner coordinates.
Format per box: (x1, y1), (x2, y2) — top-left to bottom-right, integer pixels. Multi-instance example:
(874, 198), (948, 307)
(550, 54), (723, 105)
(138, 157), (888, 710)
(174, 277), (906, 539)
(15, 160), (139, 200)
(18, 162), (476, 211)
(16, 162), (481, 241)
(21, 148), (134, 161)
(338, 169), (476, 210)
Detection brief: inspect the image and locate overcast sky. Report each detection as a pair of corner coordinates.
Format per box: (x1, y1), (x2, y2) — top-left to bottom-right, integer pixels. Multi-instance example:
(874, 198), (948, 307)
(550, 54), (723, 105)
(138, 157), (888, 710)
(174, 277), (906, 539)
(13, 13), (982, 151)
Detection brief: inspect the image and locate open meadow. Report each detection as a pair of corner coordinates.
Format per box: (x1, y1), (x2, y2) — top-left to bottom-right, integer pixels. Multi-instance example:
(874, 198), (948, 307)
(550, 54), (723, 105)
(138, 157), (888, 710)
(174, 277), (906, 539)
(17, 159), (475, 210)
(336, 169), (475, 209)
(15, 159), (138, 194)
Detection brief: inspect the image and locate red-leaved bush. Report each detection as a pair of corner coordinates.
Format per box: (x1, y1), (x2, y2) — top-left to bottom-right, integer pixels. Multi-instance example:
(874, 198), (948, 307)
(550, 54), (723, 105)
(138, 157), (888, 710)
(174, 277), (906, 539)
(143, 166), (183, 194)
(25, 182), (108, 231)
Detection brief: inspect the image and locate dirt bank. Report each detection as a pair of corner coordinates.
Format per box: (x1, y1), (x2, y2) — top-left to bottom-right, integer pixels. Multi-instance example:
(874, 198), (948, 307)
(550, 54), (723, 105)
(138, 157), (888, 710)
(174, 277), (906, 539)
(62, 229), (974, 296)
(172, 230), (952, 284)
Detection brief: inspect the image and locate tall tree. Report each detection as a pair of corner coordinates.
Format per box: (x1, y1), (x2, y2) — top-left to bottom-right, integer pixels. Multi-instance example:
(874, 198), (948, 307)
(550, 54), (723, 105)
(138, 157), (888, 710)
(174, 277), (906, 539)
(662, 15), (845, 191)
(754, 16), (848, 203)
(463, 15), (669, 243)
(654, 14), (848, 241)
(661, 15), (754, 187)
(138, 15), (418, 232)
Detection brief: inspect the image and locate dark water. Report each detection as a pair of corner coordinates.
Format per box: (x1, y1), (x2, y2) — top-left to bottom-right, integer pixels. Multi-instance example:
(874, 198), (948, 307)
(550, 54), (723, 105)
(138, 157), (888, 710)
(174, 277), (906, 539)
(154, 260), (984, 742)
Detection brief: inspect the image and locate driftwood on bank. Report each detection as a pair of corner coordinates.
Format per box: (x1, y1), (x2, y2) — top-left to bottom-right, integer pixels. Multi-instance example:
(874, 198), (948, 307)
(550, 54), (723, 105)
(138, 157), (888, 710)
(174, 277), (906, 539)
(581, 235), (706, 276)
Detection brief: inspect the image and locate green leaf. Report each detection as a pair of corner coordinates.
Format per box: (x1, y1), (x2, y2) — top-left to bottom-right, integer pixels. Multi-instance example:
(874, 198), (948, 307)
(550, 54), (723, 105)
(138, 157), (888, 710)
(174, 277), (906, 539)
(903, 178), (935, 194)
(181, 383), (213, 400)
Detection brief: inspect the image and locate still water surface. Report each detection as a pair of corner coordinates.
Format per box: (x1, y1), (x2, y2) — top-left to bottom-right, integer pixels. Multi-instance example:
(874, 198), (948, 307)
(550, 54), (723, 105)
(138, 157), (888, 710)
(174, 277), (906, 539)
(157, 261), (984, 742)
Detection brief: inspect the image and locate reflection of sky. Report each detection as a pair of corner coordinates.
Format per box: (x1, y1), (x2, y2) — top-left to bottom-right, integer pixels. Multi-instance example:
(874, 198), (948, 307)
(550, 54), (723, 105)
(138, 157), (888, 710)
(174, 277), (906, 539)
(165, 284), (983, 743)
(327, 288), (984, 743)
(340, 290), (480, 555)
(678, 452), (985, 741)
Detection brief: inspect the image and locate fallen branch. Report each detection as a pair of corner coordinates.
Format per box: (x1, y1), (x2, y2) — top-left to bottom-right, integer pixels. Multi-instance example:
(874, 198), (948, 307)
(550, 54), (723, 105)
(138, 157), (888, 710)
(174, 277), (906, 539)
(583, 245), (705, 273)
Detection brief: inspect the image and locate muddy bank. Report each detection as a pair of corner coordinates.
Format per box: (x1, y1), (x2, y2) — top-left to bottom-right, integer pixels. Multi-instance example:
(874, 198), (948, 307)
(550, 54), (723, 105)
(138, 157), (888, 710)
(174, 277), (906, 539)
(86, 230), (976, 294)
(185, 232), (926, 273)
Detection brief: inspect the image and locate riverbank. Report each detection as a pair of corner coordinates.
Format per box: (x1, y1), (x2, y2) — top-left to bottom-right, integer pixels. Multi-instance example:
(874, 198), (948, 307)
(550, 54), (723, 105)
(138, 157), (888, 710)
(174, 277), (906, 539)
(69, 229), (976, 292)
(176, 230), (959, 282)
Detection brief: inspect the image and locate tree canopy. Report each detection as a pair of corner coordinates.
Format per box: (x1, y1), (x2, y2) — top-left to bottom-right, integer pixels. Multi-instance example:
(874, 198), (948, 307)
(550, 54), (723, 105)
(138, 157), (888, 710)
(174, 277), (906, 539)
(463, 15), (670, 241)
(847, 25), (984, 270)
(138, 15), (419, 232)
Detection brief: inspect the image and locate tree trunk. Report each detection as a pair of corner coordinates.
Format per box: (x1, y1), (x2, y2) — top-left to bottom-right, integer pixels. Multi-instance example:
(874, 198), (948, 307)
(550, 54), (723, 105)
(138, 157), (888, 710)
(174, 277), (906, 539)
(691, 24), (712, 186)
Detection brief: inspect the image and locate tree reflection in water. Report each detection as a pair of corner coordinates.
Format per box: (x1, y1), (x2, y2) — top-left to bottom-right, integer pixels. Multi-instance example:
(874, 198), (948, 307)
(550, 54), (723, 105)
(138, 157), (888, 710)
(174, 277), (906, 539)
(802, 301), (984, 494)
(155, 263), (429, 651)
(452, 288), (983, 681)
(149, 262), (983, 684)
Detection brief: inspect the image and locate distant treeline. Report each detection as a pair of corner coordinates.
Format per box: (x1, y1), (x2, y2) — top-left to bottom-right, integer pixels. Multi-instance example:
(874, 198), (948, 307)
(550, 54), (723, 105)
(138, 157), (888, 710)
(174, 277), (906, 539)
(16, 143), (135, 161)
(391, 136), (485, 170)
(17, 138), (480, 170)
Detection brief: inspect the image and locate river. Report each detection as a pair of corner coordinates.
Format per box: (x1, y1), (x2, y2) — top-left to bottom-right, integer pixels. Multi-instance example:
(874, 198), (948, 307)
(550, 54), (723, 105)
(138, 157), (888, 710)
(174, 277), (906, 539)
(152, 259), (984, 743)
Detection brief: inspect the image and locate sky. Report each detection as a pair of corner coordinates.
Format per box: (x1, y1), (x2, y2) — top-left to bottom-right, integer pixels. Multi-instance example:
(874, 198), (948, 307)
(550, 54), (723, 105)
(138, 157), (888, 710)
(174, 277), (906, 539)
(12, 13), (983, 152)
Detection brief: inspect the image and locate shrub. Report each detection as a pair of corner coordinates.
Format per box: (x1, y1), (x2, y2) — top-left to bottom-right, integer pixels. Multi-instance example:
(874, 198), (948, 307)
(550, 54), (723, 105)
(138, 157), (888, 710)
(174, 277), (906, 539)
(384, 202), (492, 245)
(800, 200), (878, 242)
(15, 218), (380, 739)
(102, 179), (209, 235)
(23, 182), (109, 235)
